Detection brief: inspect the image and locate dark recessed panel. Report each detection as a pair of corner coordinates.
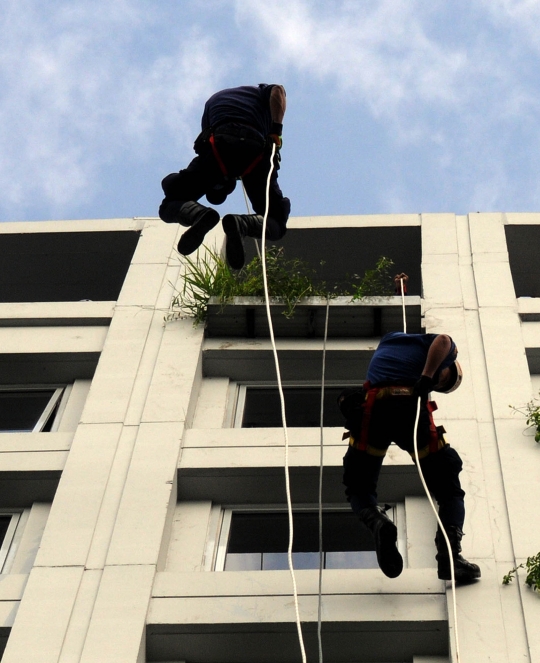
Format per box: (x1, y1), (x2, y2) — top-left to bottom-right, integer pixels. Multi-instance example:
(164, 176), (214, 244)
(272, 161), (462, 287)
(0, 230), (140, 302)
(505, 225), (540, 297)
(244, 226), (422, 296)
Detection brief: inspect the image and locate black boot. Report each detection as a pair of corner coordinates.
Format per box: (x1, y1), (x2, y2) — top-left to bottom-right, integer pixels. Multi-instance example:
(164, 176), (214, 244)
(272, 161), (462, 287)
(435, 526), (481, 583)
(222, 214), (263, 270)
(358, 506), (403, 578)
(177, 202), (220, 256)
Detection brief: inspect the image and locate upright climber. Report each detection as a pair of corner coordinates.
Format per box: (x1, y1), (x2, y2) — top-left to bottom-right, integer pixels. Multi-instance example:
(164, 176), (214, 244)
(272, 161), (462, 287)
(159, 84), (290, 270)
(339, 332), (481, 584)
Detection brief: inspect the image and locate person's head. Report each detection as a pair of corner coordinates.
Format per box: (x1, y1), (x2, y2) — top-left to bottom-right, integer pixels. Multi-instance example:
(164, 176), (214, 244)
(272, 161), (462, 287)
(433, 360), (463, 393)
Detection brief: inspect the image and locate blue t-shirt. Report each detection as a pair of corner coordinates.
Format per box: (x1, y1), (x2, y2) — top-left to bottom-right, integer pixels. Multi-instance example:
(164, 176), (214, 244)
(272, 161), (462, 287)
(366, 332), (457, 386)
(201, 84), (275, 136)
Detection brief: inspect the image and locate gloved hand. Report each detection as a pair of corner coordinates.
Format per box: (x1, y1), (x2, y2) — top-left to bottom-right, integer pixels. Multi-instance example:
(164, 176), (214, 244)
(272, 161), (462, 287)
(267, 133), (282, 149)
(267, 122), (283, 150)
(414, 375), (434, 402)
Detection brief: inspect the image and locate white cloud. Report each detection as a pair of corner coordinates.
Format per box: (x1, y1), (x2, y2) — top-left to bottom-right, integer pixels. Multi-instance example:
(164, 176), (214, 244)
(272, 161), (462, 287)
(235, 0), (469, 117)
(0, 0), (226, 218)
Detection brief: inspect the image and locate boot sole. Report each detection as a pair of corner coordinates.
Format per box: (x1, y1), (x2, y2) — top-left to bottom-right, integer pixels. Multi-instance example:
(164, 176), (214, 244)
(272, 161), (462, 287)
(222, 215), (245, 270)
(177, 209), (220, 255)
(376, 522), (403, 578)
(437, 566), (481, 583)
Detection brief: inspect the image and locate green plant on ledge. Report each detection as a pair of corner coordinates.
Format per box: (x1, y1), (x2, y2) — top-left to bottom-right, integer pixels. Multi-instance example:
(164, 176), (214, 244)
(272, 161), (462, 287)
(503, 552), (540, 592)
(509, 393), (540, 442)
(350, 256), (395, 300)
(166, 246), (395, 325)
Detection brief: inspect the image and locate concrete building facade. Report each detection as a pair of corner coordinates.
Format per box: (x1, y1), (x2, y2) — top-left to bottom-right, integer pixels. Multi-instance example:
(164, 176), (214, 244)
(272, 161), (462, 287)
(0, 213), (539, 662)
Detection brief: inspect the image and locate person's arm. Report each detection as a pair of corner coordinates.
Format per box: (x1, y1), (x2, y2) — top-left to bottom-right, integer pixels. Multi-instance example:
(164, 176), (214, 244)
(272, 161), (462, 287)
(421, 334), (452, 379)
(414, 334), (453, 400)
(268, 86), (286, 145)
(269, 85), (286, 125)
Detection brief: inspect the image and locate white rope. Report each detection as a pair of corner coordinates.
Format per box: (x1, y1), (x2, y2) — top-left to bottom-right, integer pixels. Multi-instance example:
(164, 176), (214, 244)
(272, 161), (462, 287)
(412, 398), (461, 662)
(260, 143), (307, 663)
(400, 277), (407, 333)
(317, 298), (331, 663)
(400, 280), (462, 662)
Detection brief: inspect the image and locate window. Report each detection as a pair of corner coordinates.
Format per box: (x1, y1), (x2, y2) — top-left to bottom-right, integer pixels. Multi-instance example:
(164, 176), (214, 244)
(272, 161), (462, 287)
(0, 387), (65, 433)
(0, 229), (141, 302)
(213, 506), (402, 572)
(232, 384), (354, 428)
(0, 512), (21, 572)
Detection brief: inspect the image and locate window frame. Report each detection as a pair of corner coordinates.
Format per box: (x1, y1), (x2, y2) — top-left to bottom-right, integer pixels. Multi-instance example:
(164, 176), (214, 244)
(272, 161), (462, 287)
(0, 385), (67, 433)
(0, 511), (22, 572)
(210, 503), (407, 572)
(227, 380), (362, 429)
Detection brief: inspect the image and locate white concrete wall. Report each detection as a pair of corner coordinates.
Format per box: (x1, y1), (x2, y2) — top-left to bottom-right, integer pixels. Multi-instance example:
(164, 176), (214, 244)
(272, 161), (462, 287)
(0, 214), (538, 662)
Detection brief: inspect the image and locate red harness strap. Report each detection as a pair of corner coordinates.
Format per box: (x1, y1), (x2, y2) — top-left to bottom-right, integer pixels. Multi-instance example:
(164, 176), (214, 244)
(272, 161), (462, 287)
(425, 399), (441, 453)
(357, 381), (376, 451)
(209, 133), (228, 176)
(209, 133), (264, 179)
(355, 382), (441, 454)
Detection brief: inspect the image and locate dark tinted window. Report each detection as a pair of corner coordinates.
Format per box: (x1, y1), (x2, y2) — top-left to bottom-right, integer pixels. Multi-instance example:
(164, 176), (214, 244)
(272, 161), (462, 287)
(0, 390), (56, 432)
(242, 387), (346, 427)
(224, 511), (380, 571)
(0, 230), (140, 302)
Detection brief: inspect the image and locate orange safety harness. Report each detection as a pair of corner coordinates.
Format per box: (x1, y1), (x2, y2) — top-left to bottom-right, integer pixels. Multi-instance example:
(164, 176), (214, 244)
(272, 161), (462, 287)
(208, 133), (265, 179)
(351, 380), (444, 457)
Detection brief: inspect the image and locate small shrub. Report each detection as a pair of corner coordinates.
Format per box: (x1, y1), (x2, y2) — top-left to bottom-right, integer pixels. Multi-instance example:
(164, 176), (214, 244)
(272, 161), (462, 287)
(503, 552), (540, 592)
(349, 256), (395, 300)
(509, 393), (540, 443)
(167, 247), (396, 325)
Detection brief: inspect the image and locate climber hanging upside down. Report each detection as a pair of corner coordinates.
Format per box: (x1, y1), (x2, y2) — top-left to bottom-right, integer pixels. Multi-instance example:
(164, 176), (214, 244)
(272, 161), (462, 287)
(159, 84), (290, 270)
(339, 332), (481, 584)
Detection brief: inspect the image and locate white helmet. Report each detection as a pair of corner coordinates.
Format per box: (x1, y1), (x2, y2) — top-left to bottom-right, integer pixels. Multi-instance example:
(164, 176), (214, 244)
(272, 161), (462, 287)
(434, 360), (463, 394)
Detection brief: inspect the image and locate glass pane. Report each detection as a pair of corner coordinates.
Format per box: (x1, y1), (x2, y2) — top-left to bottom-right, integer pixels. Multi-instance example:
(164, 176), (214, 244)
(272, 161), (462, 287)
(224, 553), (261, 571)
(325, 551), (379, 569)
(0, 391), (55, 432)
(262, 552), (289, 570)
(242, 387), (347, 427)
(0, 516), (11, 547)
(263, 552), (320, 570)
(227, 513), (290, 553)
(226, 510), (382, 571)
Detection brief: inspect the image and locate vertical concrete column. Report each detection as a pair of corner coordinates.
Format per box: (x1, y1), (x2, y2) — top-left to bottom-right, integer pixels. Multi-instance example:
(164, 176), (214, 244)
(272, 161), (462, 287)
(469, 213), (538, 662)
(1, 219), (190, 663)
(421, 213), (518, 662)
(76, 221), (206, 662)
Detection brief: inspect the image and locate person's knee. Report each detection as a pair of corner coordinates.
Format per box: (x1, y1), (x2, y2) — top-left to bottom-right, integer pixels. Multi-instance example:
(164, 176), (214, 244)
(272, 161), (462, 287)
(264, 218), (287, 241)
(158, 199), (177, 223)
(270, 196), (290, 226)
(159, 200), (183, 223)
(421, 446), (465, 501)
(161, 173), (181, 196)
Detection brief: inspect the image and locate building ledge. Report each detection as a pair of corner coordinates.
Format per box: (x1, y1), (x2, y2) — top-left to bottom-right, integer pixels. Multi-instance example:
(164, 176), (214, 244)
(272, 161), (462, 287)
(148, 570), (446, 662)
(205, 296), (422, 339)
(0, 301), (114, 327)
(518, 296), (540, 321)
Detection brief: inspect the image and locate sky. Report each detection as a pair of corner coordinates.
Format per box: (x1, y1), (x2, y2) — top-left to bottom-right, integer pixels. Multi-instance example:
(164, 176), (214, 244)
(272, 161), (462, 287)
(3, 0), (540, 223)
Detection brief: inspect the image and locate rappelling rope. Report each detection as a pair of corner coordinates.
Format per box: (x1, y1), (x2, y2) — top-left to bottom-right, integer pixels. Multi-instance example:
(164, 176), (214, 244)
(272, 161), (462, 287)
(400, 278), (407, 334)
(412, 398), (461, 662)
(399, 277), (461, 662)
(317, 298), (331, 663)
(260, 143), (307, 663)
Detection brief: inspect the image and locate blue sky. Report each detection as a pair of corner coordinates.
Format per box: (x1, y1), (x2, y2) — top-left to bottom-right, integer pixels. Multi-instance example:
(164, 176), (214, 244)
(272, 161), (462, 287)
(3, 0), (540, 222)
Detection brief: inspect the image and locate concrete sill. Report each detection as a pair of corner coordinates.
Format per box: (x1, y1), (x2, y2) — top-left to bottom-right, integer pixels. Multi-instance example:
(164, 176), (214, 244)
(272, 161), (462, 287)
(206, 296), (422, 338)
(518, 296), (540, 321)
(0, 301), (115, 327)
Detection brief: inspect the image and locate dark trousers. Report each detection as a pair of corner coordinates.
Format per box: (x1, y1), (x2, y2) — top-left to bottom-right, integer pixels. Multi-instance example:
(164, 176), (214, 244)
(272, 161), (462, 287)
(159, 126), (290, 240)
(342, 397), (466, 529)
